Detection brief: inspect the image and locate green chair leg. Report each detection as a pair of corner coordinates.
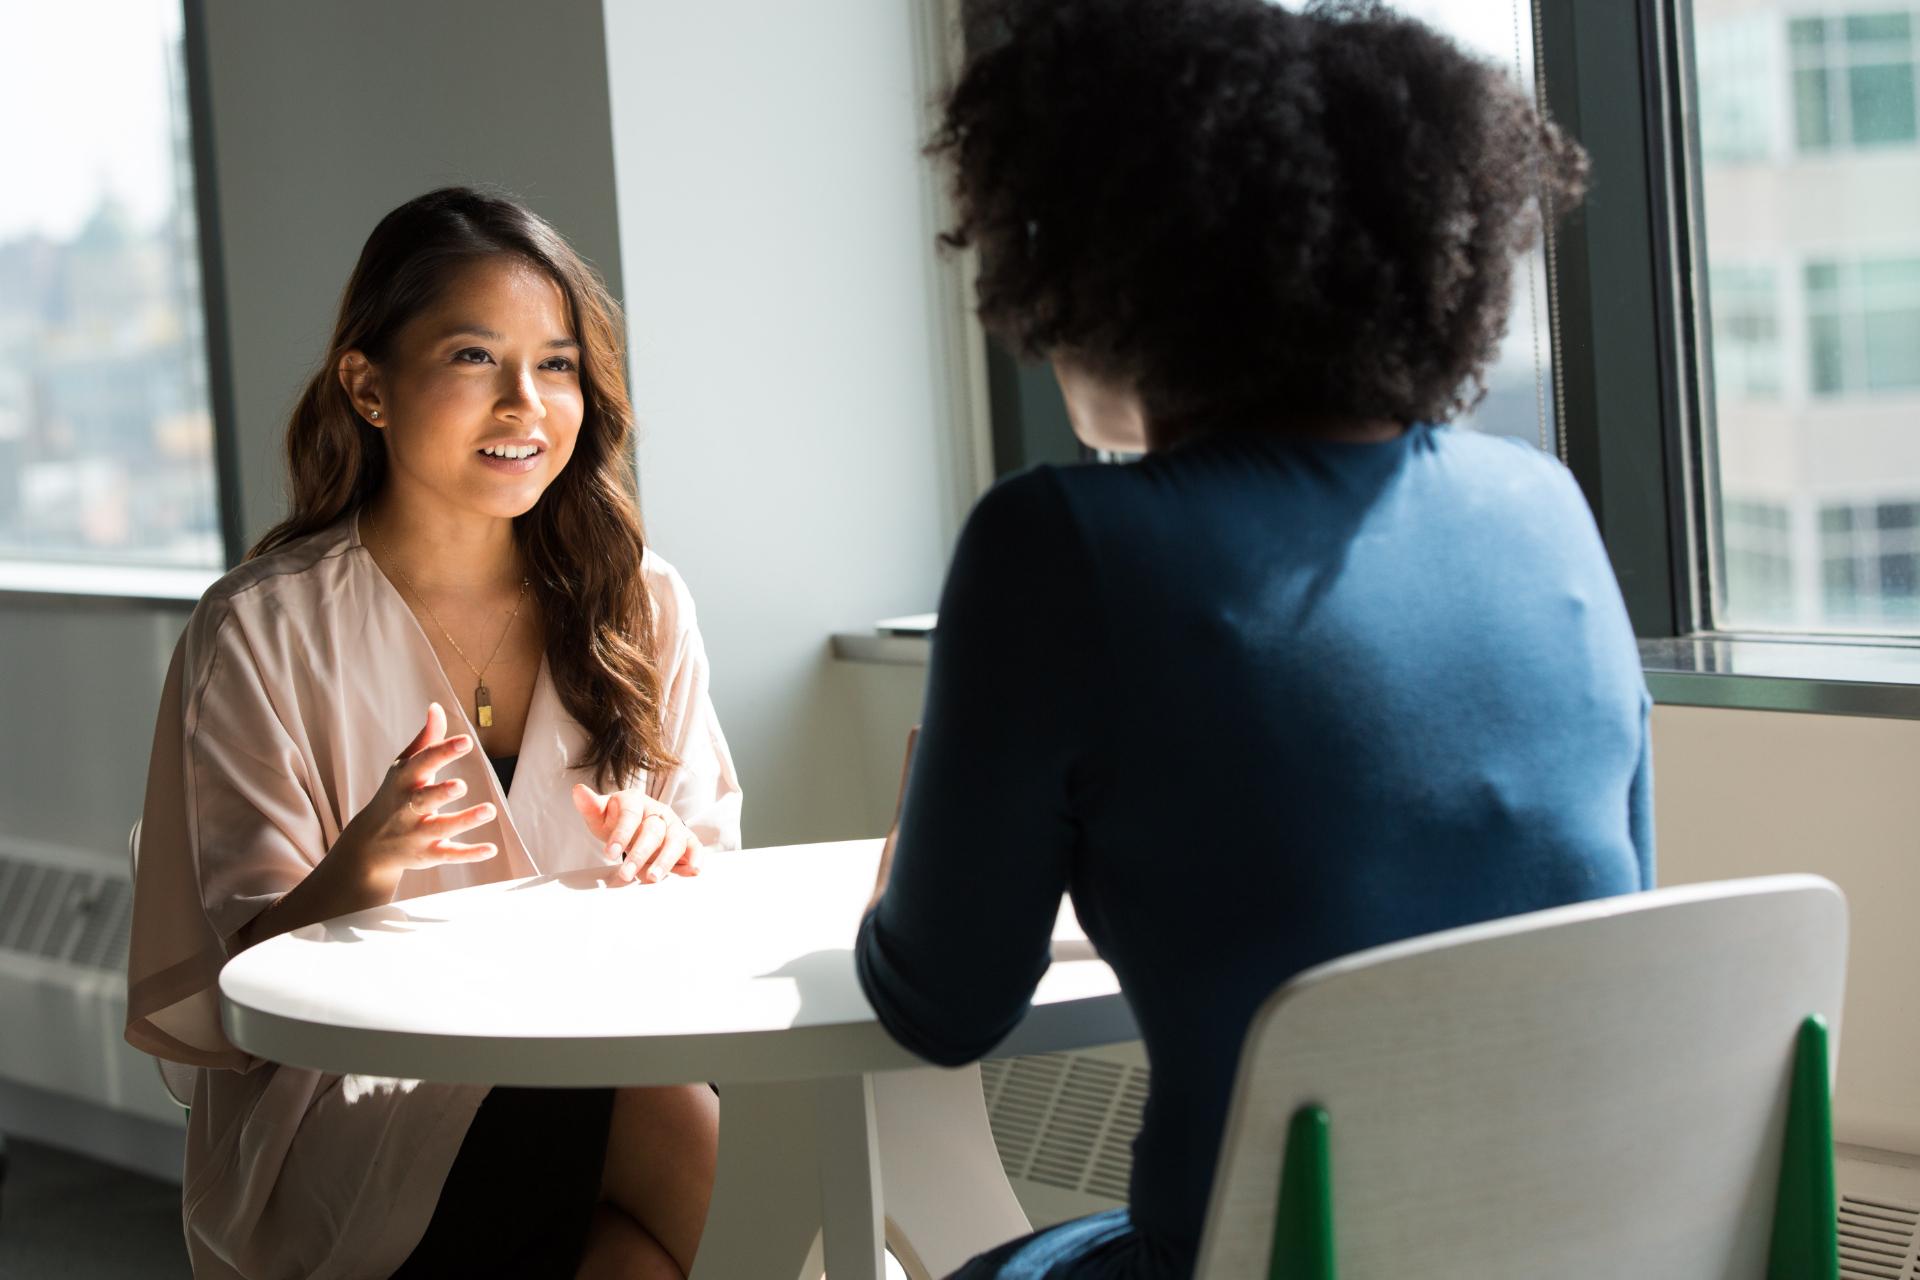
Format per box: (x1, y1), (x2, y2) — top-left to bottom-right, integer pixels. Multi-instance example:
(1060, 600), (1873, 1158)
(1269, 1105), (1335, 1280)
(1767, 1014), (1838, 1280)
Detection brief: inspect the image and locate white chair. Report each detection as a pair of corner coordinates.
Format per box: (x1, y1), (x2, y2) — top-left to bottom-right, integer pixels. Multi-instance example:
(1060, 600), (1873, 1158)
(1194, 875), (1847, 1280)
(128, 820), (195, 1111)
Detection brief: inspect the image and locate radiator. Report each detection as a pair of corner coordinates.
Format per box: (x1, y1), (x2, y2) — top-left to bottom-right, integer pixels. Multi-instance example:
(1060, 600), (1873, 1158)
(981, 1041), (1147, 1227)
(0, 835), (184, 1129)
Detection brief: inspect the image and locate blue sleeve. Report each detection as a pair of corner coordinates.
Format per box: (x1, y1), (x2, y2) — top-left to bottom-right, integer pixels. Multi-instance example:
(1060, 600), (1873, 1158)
(855, 468), (1105, 1066)
(1629, 692), (1655, 889)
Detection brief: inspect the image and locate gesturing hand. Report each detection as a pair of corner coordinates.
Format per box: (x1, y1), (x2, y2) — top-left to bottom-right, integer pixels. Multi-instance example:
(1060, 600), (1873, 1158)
(571, 783), (701, 885)
(338, 702), (499, 884)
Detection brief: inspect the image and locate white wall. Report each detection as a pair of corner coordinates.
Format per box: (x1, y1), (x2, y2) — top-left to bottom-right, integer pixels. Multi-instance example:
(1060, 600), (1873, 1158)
(603, 2), (979, 846)
(1651, 705), (1920, 1157)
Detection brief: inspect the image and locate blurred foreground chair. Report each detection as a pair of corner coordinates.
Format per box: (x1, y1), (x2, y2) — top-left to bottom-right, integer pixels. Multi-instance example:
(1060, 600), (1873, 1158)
(128, 821), (195, 1112)
(1194, 875), (1847, 1280)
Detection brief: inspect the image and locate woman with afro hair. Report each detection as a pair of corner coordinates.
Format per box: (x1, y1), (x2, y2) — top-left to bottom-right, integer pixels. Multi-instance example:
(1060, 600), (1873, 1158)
(855, 1), (1650, 1276)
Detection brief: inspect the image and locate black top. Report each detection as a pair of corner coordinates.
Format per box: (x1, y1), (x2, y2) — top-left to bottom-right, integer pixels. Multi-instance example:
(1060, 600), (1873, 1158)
(488, 754), (518, 796)
(855, 426), (1653, 1276)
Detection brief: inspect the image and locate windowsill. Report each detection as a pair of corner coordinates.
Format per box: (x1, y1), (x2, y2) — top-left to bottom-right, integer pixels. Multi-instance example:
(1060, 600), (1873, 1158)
(834, 623), (1920, 721)
(830, 631), (934, 667)
(0, 559), (221, 608)
(1639, 635), (1920, 720)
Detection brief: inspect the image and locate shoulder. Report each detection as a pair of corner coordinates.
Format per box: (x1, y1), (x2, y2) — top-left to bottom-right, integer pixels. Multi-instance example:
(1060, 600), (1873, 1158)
(197, 520), (359, 620)
(180, 521), (359, 668)
(1427, 425), (1582, 494)
(957, 464), (1087, 554)
(640, 547), (701, 643)
(1413, 426), (1599, 535)
(188, 521), (360, 640)
(942, 464), (1103, 621)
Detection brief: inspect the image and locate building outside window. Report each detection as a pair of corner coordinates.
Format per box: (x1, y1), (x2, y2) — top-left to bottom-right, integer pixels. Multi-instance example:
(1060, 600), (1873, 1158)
(1722, 497), (1796, 620)
(1699, 13), (1785, 163)
(0, 0), (221, 573)
(1805, 257), (1920, 394)
(1692, 2), (1920, 633)
(1820, 498), (1920, 622)
(1790, 11), (1918, 151)
(1710, 265), (1785, 400)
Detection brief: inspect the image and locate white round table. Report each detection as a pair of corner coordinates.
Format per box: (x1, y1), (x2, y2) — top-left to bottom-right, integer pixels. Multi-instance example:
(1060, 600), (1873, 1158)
(219, 839), (1136, 1280)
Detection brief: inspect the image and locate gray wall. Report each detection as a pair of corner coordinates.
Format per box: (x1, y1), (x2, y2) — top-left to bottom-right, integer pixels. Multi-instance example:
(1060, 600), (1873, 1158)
(603, 2), (977, 846)
(0, 602), (185, 855)
(198, 0), (625, 546)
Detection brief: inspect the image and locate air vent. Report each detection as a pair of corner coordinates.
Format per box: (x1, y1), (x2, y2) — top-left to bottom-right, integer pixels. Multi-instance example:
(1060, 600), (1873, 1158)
(0, 851), (131, 971)
(981, 1051), (1150, 1199)
(1839, 1194), (1920, 1280)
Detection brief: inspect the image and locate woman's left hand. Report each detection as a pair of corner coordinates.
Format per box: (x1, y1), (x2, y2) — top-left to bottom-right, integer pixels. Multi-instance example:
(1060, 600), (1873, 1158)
(570, 784), (703, 884)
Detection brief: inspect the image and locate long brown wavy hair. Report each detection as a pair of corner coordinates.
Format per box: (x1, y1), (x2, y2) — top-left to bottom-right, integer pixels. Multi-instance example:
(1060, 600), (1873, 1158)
(249, 186), (676, 789)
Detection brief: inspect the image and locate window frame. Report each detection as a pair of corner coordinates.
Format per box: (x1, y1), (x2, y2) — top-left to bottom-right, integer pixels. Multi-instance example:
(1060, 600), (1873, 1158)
(1539, 0), (1706, 640)
(1550, 0), (1920, 716)
(0, 0), (244, 605)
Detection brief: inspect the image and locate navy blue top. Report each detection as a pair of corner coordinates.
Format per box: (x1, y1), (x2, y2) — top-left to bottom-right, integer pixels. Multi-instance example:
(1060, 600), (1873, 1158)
(855, 425), (1653, 1277)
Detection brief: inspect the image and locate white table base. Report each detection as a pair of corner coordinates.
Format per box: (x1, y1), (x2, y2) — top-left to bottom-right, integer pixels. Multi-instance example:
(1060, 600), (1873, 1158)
(692, 1064), (1032, 1280)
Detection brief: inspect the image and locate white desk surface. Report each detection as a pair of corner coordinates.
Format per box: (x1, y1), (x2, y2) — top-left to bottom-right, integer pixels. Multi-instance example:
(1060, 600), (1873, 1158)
(220, 838), (1135, 1086)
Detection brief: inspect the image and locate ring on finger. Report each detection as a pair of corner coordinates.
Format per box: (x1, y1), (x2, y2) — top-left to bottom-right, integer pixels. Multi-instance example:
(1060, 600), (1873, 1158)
(407, 788), (433, 817)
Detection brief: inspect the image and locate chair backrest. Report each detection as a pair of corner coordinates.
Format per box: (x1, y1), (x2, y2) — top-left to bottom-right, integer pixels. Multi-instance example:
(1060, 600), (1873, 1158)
(1193, 875), (1848, 1280)
(128, 819), (195, 1111)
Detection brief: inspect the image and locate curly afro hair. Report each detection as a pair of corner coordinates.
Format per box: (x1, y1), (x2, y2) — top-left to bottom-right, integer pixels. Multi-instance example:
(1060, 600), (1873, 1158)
(932, 0), (1589, 435)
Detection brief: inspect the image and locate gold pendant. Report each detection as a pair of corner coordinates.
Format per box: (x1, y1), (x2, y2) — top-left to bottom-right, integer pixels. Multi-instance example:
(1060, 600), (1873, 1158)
(475, 683), (494, 729)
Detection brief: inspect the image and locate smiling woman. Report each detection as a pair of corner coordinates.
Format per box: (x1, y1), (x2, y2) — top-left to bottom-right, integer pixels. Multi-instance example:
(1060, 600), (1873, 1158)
(125, 188), (743, 1279)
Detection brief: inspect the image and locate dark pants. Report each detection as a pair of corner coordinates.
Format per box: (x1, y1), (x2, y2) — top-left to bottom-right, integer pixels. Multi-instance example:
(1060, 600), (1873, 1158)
(390, 1086), (615, 1279)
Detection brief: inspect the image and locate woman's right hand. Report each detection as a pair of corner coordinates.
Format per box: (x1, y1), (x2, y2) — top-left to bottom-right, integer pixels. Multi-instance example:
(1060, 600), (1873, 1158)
(333, 702), (499, 885)
(238, 703), (499, 950)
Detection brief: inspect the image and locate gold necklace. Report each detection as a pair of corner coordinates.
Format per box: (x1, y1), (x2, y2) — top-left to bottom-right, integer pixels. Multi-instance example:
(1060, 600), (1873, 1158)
(365, 512), (529, 729)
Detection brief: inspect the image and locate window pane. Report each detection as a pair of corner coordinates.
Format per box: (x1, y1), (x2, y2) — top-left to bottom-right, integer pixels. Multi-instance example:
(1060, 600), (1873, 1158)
(1369, 0), (1557, 451)
(1808, 314), (1848, 394)
(1794, 66), (1836, 149)
(1864, 307), (1920, 389)
(0, 1), (221, 570)
(1789, 16), (1828, 49)
(1843, 12), (1910, 44)
(1847, 62), (1919, 144)
(1694, 1), (1920, 634)
(1806, 261), (1844, 293)
(1709, 264), (1781, 398)
(1880, 551), (1917, 594)
(1823, 554), (1859, 609)
(1698, 16), (1779, 162)
(1877, 500), (1919, 529)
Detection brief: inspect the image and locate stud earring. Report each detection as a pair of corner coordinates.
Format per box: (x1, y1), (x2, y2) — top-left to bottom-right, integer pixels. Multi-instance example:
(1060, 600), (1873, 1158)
(370, 411), (381, 420)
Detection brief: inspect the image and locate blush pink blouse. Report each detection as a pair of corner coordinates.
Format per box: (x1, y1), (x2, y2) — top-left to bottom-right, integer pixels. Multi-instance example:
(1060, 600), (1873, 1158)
(125, 515), (742, 1279)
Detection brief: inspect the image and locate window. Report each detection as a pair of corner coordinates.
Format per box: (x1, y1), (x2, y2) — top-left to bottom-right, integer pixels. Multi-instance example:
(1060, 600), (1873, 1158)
(1689, 1), (1920, 633)
(1790, 11), (1918, 151)
(1805, 257), (1920, 394)
(1722, 497), (1796, 620)
(1820, 498), (1920, 622)
(1389, 1), (1559, 452)
(1709, 265), (1783, 399)
(0, 0), (223, 573)
(1698, 14), (1784, 163)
